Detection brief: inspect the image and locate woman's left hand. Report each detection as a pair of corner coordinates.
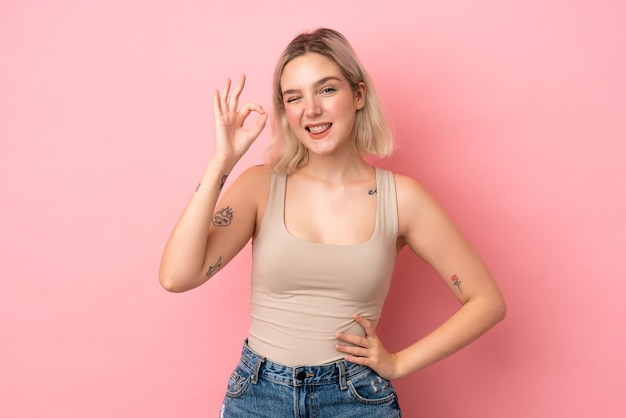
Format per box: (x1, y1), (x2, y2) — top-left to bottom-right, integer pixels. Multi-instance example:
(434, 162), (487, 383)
(336, 314), (399, 380)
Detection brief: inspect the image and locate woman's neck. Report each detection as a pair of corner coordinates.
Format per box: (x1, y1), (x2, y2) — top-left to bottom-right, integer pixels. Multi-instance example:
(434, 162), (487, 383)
(296, 153), (372, 184)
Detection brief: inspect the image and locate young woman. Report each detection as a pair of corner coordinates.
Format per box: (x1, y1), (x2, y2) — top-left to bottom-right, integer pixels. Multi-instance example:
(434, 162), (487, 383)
(159, 28), (506, 417)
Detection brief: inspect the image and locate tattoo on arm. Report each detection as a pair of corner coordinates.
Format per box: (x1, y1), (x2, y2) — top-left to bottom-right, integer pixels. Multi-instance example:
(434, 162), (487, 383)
(368, 188), (377, 195)
(196, 173), (227, 192)
(220, 174), (228, 189)
(451, 274), (463, 293)
(205, 256), (222, 278)
(212, 206), (233, 226)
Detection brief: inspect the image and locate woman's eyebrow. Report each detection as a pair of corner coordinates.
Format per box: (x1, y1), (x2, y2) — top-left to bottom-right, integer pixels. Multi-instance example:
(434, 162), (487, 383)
(282, 76), (342, 97)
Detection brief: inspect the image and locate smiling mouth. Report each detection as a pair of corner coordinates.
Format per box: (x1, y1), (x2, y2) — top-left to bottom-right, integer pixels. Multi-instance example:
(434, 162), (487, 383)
(305, 123), (332, 134)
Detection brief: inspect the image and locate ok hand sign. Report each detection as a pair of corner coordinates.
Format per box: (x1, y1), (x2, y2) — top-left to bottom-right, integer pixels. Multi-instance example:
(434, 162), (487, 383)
(212, 75), (268, 165)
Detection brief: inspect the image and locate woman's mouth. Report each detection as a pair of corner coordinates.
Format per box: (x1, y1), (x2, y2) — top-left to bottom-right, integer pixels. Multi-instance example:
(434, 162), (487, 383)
(305, 123), (332, 139)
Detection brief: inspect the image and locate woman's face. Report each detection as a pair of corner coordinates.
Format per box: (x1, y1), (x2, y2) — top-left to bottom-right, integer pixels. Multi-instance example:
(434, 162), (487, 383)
(280, 53), (365, 156)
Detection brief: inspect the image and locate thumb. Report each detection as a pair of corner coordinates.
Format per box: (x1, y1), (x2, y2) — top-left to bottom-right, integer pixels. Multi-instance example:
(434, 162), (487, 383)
(249, 112), (269, 137)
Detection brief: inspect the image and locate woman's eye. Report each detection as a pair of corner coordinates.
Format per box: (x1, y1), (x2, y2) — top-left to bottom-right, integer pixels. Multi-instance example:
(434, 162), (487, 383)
(285, 96), (300, 103)
(320, 87), (336, 95)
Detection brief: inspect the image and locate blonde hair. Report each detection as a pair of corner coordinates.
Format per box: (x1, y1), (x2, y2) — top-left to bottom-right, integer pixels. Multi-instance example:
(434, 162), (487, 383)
(266, 28), (394, 173)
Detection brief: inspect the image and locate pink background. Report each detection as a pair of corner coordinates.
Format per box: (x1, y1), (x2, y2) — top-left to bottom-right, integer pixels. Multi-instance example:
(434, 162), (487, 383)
(2, 1), (625, 417)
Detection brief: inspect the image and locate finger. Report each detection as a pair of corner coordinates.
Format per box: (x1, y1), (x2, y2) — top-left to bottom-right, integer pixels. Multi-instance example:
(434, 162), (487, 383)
(237, 104), (266, 131)
(247, 112), (268, 138)
(228, 74), (246, 112)
(335, 343), (368, 358)
(237, 102), (265, 123)
(337, 345), (372, 366)
(345, 355), (368, 366)
(213, 89), (222, 119)
(335, 331), (367, 347)
(353, 314), (375, 337)
(220, 78), (232, 109)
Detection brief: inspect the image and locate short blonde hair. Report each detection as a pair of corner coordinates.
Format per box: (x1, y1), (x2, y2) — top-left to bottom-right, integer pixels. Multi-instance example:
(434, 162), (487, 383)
(266, 28), (394, 173)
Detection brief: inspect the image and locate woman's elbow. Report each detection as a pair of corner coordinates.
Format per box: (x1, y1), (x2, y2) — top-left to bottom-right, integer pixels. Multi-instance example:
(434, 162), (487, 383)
(473, 292), (507, 325)
(491, 295), (507, 323)
(158, 272), (195, 293)
(159, 275), (181, 293)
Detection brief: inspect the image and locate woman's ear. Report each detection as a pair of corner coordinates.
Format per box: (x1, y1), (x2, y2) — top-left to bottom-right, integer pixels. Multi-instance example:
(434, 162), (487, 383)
(355, 82), (366, 110)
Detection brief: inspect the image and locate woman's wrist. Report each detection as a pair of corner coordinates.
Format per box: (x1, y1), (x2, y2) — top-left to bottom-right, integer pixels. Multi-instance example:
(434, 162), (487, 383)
(194, 156), (235, 193)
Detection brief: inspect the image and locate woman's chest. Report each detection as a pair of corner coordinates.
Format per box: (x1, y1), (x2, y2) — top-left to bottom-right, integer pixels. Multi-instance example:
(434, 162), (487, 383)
(284, 186), (378, 245)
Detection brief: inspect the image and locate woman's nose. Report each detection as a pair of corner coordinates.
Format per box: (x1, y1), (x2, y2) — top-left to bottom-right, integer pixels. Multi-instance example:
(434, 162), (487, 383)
(304, 96), (322, 117)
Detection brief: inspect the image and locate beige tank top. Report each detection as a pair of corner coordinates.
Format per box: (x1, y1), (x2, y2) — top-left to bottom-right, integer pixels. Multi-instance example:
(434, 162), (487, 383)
(248, 167), (398, 366)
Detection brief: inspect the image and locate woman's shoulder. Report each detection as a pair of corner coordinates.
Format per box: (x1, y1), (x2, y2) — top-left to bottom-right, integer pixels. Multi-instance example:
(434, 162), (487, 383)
(237, 164), (273, 182)
(242, 163), (272, 175)
(385, 170), (428, 199)
(388, 170), (453, 241)
(228, 164), (273, 197)
(220, 165), (273, 228)
(387, 170), (439, 220)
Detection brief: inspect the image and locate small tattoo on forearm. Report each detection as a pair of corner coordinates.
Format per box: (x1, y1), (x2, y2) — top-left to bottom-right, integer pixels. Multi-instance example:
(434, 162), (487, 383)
(220, 174), (228, 189)
(196, 183), (201, 192)
(205, 256), (222, 277)
(451, 274), (463, 293)
(212, 206), (233, 226)
(368, 188), (377, 195)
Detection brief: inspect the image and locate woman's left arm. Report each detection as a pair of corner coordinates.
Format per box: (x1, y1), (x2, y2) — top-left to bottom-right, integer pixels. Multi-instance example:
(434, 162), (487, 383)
(336, 174), (506, 380)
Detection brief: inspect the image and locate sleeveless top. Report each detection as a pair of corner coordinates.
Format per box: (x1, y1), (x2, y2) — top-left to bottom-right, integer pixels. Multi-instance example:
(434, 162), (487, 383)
(248, 167), (399, 366)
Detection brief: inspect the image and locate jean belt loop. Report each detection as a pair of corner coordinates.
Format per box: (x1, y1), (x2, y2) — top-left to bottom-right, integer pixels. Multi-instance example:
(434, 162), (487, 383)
(337, 360), (348, 390)
(251, 355), (264, 384)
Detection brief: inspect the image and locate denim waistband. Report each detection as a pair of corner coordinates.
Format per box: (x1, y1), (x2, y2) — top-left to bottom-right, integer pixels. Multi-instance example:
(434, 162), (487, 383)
(239, 340), (370, 389)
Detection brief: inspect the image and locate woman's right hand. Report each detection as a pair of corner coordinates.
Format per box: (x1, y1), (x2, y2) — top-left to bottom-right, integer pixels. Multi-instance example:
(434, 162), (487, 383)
(212, 75), (268, 166)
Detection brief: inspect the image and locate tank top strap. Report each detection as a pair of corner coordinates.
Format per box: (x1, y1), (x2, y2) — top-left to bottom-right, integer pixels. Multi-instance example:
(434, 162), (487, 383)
(265, 171), (287, 225)
(374, 167), (399, 240)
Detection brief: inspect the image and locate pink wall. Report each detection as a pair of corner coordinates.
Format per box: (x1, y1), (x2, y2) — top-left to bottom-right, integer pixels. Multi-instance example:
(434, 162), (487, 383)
(2, 1), (624, 416)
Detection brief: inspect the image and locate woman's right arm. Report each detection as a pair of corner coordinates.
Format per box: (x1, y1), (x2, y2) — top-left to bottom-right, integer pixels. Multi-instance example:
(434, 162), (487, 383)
(159, 75), (267, 292)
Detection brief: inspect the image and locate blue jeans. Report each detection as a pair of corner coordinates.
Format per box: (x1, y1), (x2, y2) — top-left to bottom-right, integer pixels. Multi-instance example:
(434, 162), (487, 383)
(220, 341), (402, 417)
